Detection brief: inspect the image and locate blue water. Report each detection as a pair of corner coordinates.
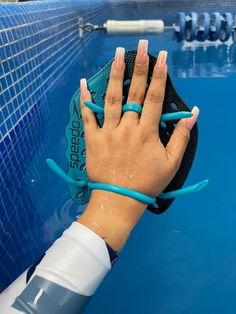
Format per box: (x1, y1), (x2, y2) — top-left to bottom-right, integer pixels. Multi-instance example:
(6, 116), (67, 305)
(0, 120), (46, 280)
(85, 32), (236, 313)
(4, 30), (236, 313)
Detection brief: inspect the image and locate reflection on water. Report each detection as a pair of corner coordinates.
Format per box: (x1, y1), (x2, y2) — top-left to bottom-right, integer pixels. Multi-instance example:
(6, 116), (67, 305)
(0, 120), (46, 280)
(172, 41), (236, 78)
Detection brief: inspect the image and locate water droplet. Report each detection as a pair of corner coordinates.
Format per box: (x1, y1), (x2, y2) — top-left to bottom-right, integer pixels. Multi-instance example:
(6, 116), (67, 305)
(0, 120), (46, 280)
(30, 178), (37, 185)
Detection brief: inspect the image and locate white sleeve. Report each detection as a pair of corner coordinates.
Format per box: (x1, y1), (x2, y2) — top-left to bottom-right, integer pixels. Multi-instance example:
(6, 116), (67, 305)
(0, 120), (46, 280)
(3, 222), (113, 314)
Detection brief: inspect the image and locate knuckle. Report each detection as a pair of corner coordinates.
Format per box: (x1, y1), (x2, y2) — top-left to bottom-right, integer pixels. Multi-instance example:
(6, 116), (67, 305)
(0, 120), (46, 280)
(128, 90), (143, 103)
(82, 114), (90, 125)
(148, 91), (164, 104)
(106, 94), (121, 106)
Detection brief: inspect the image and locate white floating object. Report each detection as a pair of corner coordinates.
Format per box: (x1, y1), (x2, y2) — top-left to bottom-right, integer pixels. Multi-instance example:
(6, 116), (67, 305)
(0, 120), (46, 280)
(105, 19), (164, 34)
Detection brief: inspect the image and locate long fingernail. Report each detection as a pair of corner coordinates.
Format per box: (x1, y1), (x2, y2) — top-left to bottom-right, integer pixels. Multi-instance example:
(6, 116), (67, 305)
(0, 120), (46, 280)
(114, 47), (125, 71)
(156, 50), (168, 70)
(80, 78), (87, 98)
(186, 106), (200, 130)
(136, 39), (148, 65)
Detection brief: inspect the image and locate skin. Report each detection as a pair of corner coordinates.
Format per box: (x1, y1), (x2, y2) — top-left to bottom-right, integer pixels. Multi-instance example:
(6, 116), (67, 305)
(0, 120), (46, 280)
(77, 40), (199, 252)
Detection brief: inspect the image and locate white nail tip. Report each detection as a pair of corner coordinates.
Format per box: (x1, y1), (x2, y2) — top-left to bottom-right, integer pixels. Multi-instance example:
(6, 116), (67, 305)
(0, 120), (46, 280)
(80, 78), (87, 87)
(116, 47), (125, 54)
(191, 106), (200, 116)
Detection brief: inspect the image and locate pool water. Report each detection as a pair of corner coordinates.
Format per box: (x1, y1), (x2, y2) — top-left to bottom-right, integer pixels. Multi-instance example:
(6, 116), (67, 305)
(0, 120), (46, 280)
(85, 32), (236, 313)
(3, 29), (236, 313)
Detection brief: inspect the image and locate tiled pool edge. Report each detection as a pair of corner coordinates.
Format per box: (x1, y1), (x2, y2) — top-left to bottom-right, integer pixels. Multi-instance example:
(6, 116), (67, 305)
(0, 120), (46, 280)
(0, 0), (106, 292)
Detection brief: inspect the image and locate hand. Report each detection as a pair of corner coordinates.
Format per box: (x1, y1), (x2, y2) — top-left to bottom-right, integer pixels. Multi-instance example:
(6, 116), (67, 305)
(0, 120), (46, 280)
(78, 40), (199, 251)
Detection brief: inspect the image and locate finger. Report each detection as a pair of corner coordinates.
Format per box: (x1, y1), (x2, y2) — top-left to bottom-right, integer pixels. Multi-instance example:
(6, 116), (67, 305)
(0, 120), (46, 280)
(80, 78), (98, 137)
(166, 106), (199, 171)
(122, 40), (149, 123)
(140, 51), (168, 133)
(104, 47), (125, 129)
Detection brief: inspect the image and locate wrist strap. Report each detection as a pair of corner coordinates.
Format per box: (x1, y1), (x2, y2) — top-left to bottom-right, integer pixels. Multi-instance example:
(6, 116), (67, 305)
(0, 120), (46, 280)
(46, 159), (208, 209)
(88, 182), (156, 206)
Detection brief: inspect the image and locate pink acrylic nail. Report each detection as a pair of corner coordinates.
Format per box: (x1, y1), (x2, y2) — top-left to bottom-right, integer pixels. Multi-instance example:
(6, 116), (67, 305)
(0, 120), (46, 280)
(114, 47), (125, 71)
(80, 78), (87, 98)
(186, 106), (200, 130)
(136, 39), (148, 65)
(156, 50), (168, 70)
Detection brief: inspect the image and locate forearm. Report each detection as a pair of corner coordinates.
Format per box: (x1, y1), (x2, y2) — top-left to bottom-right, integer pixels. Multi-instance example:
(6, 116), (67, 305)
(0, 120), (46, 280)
(78, 190), (147, 252)
(8, 193), (146, 314)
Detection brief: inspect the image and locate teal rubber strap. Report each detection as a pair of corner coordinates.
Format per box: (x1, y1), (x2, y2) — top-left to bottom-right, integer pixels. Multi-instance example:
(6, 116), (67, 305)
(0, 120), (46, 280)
(46, 159), (86, 188)
(83, 101), (192, 121)
(123, 103), (142, 114)
(46, 159), (156, 204)
(88, 182), (156, 204)
(159, 180), (209, 199)
(83, 101), (104, 113)
(161, 111), (192, 121)
(46, 159), (209, 204)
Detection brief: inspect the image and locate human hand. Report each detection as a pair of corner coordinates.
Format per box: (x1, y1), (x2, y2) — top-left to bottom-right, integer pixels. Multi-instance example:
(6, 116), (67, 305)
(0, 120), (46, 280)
(80, 40), (198, 200)
(78, 40), (199, 251)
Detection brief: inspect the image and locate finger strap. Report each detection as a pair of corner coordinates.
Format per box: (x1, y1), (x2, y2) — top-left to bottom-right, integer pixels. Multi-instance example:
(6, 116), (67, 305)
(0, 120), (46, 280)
(122, 103), (142, 114)
(84, 100), (193, 121)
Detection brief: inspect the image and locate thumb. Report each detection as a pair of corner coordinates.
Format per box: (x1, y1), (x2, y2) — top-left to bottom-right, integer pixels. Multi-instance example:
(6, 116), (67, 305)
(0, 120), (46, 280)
(166, 106), (200, 170)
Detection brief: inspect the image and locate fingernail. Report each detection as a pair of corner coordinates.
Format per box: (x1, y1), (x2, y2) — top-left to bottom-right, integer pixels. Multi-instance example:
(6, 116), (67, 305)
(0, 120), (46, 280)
(156, 50), (168, 70)
(114, 47), (125, 71)
(80, 78), (87, 98)
(186, 106), (200, 130)
(136, 39), (148, 65)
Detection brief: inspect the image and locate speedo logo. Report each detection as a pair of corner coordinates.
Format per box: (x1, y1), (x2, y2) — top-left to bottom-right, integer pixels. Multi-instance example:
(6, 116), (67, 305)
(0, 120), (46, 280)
(69, 102), (81, 169)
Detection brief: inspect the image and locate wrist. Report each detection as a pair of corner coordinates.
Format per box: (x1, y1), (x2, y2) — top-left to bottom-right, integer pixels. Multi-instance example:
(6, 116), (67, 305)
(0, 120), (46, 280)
(77, 190), (147, 252)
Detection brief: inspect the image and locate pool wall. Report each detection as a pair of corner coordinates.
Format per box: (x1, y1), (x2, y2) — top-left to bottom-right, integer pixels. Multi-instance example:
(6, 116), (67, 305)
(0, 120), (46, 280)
(0, 0), (106, 292)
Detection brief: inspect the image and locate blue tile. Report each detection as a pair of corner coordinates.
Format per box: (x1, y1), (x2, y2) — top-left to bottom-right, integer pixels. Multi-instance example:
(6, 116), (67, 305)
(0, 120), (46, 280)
(2, 106), (8, 119)
(5, 74), (12, 86)
(11, 70), (17, 82)
(8, 102), (14, 114)
(0, 0), (105, 293)
(3, 90), (11, 103)
(8, 58), (14, 71)
(4, 45), (11, 58)
(6, 30), (14, 43)
(2, 62), (9, 74)
(0, 31), (8, 45)
(0, 47), (7, 61)
(5, 117), (12, 130)
(15, 109), (20, 120)
(0, 93), (5, 107)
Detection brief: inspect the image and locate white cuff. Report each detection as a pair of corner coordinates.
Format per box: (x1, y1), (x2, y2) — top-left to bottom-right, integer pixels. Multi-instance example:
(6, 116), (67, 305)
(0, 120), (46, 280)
(34, 222), (111, 296)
